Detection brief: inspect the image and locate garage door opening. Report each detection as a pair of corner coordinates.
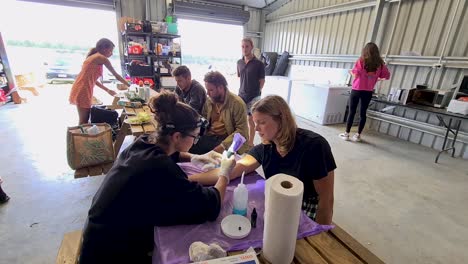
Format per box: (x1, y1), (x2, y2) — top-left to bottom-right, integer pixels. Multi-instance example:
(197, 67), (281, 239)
(0, 0), (120, 103)
(178, 19), (243, 94)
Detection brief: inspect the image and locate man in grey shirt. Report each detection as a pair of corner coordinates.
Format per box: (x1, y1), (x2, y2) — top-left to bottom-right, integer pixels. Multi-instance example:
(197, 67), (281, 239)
(173, 66), (207, 114)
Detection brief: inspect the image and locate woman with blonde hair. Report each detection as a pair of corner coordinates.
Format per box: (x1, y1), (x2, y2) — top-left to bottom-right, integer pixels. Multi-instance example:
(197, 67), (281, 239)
(69, 38), (129, 125)
(189, 95), (336, 225)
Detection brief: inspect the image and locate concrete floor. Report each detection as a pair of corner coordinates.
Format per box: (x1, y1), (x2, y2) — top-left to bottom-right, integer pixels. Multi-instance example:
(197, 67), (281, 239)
(0, 84), (467, 264)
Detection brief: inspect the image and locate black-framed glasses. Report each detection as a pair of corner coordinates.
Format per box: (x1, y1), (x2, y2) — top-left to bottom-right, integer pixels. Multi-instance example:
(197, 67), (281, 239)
(185, 133), (200, 144)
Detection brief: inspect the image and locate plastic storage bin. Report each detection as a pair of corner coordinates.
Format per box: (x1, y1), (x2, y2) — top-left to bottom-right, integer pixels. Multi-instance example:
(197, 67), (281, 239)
(167, 23), (178, 34)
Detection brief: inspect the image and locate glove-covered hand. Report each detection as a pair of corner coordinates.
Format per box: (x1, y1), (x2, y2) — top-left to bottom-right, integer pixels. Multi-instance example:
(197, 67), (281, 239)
(219, 156), (235, 184)
(191, 151), (223, 171)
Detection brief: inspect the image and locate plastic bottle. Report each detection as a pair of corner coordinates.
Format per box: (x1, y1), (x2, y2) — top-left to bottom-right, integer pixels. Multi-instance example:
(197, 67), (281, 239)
(87, 125), (99, 135)
(233, 171), (248, 216)
(144, 81), (151, 102)
(251, 208), (257, 228)
(139, 85), (145, 99)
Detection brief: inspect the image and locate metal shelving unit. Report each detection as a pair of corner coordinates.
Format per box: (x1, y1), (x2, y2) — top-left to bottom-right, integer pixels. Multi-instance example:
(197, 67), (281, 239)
(122, 31), (181, 91)
(0, 32), (14, 104)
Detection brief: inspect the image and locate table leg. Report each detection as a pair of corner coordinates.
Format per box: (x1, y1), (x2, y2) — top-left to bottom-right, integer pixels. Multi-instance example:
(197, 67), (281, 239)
(435, 116), (451, 163)
(114, 122), (130, 158)
(451, 120), (461, 157)
(435, 117), (462, 163)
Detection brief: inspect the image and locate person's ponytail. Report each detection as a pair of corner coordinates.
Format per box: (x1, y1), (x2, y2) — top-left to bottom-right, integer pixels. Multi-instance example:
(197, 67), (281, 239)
(86, 38), (115, 57)
(87, 47), (98, 58)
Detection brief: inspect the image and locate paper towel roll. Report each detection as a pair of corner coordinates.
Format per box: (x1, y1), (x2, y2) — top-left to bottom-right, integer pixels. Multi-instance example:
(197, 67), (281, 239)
(263, 174), (304, 264)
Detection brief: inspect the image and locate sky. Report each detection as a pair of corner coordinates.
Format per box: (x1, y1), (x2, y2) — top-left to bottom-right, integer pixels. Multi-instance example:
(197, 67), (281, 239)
(0, 0), (243, 59)
(0, 1), (244, 77)
(0, 0), (119, 48)
(178, 18), (243, 59)
(0, 1), (243, 58)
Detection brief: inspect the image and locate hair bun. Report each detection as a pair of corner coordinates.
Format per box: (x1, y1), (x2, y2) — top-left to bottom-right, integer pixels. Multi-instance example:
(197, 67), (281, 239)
(151, 92), (177, 112)
(150, 92), (179, 124)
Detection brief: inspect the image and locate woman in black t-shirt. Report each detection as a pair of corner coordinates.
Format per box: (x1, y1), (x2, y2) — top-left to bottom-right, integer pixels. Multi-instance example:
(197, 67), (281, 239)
(190, 95), (336, 225)
(79, 92), (235, 264)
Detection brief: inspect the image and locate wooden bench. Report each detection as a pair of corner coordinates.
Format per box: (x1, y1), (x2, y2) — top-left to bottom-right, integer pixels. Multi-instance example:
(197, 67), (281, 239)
(56, 223), (384, 264)
(73, 162), (114, 178)
(56, 230), (83, 264)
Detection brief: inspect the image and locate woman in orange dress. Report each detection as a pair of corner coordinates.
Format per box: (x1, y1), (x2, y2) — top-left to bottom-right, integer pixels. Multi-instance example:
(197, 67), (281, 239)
(69, 38), (129, 124)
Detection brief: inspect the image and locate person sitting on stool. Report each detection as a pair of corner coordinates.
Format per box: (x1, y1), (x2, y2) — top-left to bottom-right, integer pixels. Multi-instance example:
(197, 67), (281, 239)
(173, 65), (207, 114)
(189, 71), (249, 155)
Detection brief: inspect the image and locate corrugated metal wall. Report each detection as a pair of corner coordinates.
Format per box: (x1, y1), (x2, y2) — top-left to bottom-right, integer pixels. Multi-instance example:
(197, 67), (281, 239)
(117, 0), (166, 21)
(265, 0), (373, 56)
(244, 8), (265, 49)
(264, 0), (468, 93)
(118, 0), (145, 19)
(263, 0), (468, 158)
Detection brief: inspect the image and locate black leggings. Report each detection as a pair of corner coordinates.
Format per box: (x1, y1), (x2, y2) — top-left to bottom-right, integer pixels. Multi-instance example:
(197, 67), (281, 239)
(346, 90), (373, 134)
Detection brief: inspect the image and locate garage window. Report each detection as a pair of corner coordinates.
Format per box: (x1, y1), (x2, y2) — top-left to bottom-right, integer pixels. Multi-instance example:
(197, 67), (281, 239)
(174, 0), (250, 25)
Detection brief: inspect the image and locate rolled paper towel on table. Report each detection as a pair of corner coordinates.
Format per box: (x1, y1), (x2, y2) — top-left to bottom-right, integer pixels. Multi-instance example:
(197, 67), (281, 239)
(263, 174), (304, 264)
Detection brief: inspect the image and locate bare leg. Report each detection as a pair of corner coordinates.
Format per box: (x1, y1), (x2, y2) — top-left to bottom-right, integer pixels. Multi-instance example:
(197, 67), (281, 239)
(77, 106), (91, 125)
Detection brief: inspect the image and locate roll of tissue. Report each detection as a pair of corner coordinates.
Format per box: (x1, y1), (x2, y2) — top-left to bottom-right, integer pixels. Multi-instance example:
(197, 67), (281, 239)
(263, 174), (304, 264)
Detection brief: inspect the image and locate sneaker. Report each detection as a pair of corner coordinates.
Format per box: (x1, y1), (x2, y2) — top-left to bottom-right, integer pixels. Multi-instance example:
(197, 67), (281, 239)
(0, 195), (10, 205)
(352, 133), (361, 142)
(339, 132), (350, 141)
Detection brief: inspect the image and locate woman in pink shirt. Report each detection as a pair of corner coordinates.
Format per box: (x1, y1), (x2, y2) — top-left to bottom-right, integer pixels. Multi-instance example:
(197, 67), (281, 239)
(340, 42), (390, 142)
(69, 38), (129, 125)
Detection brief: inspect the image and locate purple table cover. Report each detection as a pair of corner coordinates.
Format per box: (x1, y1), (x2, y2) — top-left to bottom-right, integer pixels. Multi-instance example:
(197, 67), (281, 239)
(153, 163), (334, 264)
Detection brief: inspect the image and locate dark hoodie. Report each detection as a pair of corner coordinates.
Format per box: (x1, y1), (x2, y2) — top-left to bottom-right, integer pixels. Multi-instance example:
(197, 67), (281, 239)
(79, 134), (221, 263)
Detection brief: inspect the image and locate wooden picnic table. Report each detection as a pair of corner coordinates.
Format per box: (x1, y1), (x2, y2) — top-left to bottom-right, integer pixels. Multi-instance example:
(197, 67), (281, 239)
(113, 105), (156, 157)
(229, 224), (384, 264)
(56, 223), (384, 264)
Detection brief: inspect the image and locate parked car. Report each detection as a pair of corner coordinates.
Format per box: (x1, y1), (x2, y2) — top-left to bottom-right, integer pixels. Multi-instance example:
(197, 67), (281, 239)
(45, 53), (123, 84)
(45, 55), (82, 83)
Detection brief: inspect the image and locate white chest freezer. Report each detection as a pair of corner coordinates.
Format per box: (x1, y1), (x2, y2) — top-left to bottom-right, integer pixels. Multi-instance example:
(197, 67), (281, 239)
(289, 83), (350, 125)
(262, 76), (292, 104)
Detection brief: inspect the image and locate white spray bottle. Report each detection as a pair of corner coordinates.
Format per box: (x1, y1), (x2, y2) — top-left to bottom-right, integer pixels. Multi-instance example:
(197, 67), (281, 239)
(232, 171), (248, 216)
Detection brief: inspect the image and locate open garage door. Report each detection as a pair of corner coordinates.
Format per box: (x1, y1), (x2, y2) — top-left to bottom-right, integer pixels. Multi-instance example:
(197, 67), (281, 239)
(174, 0), (249, 25)
(18, 0), (115, 10)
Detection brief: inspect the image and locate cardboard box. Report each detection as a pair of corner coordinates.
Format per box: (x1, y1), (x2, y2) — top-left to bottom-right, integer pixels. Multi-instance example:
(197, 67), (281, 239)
(193, 252), (260, 264)
(447, 99), (468, 115)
